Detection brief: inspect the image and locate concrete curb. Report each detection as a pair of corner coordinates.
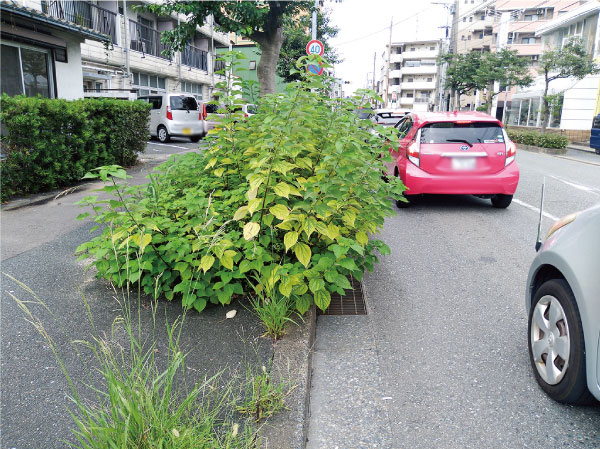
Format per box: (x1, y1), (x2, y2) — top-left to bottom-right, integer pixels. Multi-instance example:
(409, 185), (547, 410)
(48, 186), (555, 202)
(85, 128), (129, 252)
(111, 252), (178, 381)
(261, 306), (316, 449)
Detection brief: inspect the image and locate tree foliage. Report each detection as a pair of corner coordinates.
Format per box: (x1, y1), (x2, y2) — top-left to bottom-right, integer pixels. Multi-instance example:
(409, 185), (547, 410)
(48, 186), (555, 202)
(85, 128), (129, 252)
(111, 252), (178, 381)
(144, 1), (312, 96)
(539, 37), (600, 130)
(440, 49), (532, 111)
(277, 9), (341, 83)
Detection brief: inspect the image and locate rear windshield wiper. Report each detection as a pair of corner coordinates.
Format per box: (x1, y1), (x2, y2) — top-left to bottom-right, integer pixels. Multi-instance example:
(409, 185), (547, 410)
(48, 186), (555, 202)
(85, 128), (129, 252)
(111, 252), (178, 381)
(446, 139), (472, 147)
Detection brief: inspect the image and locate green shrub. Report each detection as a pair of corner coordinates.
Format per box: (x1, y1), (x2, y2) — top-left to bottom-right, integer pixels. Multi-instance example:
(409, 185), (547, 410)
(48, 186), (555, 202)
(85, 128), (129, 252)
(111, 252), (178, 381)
(0, 95), (150, 201)
(76, 53), (405, 315)
(506, 129), (568, 149)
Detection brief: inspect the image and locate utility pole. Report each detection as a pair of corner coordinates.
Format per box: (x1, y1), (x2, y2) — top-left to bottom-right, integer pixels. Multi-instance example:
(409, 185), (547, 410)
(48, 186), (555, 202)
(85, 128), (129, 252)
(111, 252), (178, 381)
(372, 51), (376, 92)
(433, 1), (453, 111)
(384, 17), (392, 109)
(311, 0), (318, 39)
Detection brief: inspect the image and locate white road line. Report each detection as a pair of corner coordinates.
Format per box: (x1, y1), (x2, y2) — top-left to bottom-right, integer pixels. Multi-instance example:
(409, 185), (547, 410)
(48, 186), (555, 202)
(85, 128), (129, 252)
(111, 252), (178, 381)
(548, 175), (600, 196)
(513, 198), (559, 221)
(147, 142), (192, 150)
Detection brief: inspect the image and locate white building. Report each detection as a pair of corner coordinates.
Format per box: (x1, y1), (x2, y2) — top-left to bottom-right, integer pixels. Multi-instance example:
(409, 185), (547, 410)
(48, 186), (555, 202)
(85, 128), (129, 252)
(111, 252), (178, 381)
(381, 39), (441, 112)
(504, 1), (600, 140)
(1, 0), (230, 101)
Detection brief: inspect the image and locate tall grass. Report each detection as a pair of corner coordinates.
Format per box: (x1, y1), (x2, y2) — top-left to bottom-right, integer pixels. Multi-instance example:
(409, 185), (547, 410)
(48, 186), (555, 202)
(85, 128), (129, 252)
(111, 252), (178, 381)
(5, 273), (260, 449)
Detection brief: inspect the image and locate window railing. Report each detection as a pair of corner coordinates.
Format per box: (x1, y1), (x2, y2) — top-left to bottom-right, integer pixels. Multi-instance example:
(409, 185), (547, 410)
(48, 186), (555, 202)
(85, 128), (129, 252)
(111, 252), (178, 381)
(214, 57), (226, 73)
(42, 1), (117, 44)
(129, 19), (169, 60)
(182, 45), (208, 71)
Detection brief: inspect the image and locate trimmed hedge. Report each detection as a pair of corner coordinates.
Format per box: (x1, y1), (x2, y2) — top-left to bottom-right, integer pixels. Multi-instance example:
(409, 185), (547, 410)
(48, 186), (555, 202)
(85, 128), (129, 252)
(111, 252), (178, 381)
(1, 95), (150, 201)
(507, 129), (569, 150)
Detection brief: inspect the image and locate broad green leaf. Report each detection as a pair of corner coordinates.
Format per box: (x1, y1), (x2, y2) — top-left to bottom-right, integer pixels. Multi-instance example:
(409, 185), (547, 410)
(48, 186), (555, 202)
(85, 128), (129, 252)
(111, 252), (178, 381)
(309, 277), (325, 293)
(355, 231), (368, 246)
(233, 206), (249, 221)
(273, 182), (291, 198)
(327, 224), (340, 240)
(249, 175), (265, 191)
(303, 217), (317, 239)
(338, 257), (358, 271)
(284, 231), (298, 251)
(314, 289), (331, 311)
(239, 259), (252, 273)
(247, 187), (258, 200)
(140, 234), (152, 253)
(294, 242), (311, 268)
(293, 282), (308, 295)
(279, 281), (293, 297)
(248, 198), (263, 215)
(193, 298), (207, 313)
(213, 167), (225, 177)
(200, 255), (215, 273)
(219, 250), (236, 270)
(343, 210), (356, 228)
(243, 222), (260, 241)
(296, 294), (312, 314)
(270, 204), (290, 220)
(205, 157), (218, 169)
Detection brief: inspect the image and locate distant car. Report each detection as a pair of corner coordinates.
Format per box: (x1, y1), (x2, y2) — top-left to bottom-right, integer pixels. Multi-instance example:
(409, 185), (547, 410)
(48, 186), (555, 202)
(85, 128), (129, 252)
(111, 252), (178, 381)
(204, 103), (256, 133)
(384, 111), (519, 208)
(138, 93), (206, 143)
(372, 108), (411, 127)
(525, 204), (600, 404)
(589, 114), (600, 154)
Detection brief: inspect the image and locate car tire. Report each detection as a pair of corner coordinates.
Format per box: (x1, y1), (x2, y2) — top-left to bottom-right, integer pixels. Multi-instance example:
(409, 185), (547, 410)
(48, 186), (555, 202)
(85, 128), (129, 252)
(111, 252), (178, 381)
(491, 194), (512, 208)
(528, 279), (595, 405)
(157, 126), (170, 143)
(190, 135), (201, 143)
(595, 148), (600, 155)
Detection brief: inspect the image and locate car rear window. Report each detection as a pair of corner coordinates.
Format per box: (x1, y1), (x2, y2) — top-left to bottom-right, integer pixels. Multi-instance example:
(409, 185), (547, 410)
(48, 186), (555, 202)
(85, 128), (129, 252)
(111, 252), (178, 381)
(420, 122), (504, 144)
(247, 104), (257, 114)
(205, 103), (219, 114)
(170, 96), (198, 111)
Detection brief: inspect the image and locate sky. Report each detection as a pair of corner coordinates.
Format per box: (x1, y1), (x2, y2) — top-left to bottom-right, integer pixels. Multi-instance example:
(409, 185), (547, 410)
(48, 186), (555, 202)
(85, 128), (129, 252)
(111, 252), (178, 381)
(326, 0), (451, 95)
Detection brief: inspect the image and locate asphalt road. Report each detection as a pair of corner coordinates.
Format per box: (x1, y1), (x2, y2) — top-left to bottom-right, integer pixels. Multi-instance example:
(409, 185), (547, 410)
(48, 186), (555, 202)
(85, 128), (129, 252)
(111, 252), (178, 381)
(1, 139), (272, 449)
(309, 147), (600, 448)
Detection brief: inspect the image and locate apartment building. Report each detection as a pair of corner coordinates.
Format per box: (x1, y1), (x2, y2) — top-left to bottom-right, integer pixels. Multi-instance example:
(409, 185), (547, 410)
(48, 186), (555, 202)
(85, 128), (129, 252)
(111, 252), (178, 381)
(1, 0), (230, 101)
(381, 39), (441, 112)
(503, 1), (600, 139)
(452, 0), (495, 54)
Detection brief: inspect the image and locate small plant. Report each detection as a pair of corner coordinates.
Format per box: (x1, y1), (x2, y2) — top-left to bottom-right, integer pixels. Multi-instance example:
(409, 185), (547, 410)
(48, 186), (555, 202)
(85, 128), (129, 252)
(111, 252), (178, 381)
(236, 364), (293, 422)
(507, 129), (568, 149)
(247, 273), (297, 340)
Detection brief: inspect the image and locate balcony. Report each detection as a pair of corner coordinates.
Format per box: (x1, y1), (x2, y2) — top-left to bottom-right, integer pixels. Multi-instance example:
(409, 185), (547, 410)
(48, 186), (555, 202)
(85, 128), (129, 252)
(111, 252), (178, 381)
(129, 19), (170, 60)
(400, 81), (436, 90)
(402, 65), (437, 75)
(182, 45), (208, 71)
(41, 0), (117, 44)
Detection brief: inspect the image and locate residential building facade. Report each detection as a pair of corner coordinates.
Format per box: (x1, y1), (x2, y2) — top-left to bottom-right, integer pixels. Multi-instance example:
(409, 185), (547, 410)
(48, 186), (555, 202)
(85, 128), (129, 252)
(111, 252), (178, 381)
(1, 0), (230, 101)
(503, 1), (600, 140)
(381, 39), (441, 112)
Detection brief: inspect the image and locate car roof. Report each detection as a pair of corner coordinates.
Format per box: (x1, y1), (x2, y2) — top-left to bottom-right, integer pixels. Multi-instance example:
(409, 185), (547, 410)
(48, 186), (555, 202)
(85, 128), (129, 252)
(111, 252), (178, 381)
(410, 111), (502, 125)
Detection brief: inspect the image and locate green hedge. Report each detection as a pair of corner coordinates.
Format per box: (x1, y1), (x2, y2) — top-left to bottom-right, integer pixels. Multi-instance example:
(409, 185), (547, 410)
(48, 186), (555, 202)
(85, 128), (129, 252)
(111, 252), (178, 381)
(507, 129), (568, 150)
(0, 95), (150, 201)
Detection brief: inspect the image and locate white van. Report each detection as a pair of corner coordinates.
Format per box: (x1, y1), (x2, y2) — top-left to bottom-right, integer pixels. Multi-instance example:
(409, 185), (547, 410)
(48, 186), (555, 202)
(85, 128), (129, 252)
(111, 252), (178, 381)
(138, 93), (206, 143)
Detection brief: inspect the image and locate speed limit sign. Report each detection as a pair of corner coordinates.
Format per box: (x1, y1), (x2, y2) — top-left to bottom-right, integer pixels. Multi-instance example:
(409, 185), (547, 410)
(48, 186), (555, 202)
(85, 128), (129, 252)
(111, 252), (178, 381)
(306, 39), (324, 56)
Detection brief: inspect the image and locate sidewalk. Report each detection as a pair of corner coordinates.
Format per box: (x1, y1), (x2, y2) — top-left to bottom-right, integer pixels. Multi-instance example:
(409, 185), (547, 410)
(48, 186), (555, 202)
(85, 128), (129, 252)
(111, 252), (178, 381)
(567, 142), (599, 154)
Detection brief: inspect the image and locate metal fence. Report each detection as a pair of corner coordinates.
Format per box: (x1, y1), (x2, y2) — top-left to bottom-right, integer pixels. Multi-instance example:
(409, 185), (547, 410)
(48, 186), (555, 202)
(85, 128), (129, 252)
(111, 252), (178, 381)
(42, 1), (117, 44)
(213, 57), (226, 73)
(181, 45), (208, 71)
(129, 19), (169, 60)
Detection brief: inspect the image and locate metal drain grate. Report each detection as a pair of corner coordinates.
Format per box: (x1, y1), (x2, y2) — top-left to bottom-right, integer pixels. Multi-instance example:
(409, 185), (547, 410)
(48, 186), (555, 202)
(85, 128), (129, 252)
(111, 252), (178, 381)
(318, 276), (367, 315)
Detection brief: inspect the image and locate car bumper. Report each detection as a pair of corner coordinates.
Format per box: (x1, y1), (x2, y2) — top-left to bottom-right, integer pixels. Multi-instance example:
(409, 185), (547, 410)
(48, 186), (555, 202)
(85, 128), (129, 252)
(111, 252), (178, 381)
(403, 160), (519, 195)
(167, 122), (204, 137)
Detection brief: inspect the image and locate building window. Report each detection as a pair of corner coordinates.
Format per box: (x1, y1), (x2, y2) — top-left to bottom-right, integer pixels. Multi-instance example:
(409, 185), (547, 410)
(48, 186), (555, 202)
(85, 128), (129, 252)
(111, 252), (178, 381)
(410, 47), (415, 51)
(407, 77), (414, 82)
(182, 81), (204, 100)
(481, 14), (485, 20)
(524, 14), (539, 22)
(463, 17), (466, 22)
(1, 43), (53, 98)
(469, 16), (473, 22)
(249, 60), (256, 70)
(479, 32), (484, 39)
(522, 37), (536, 44)
(132, 71), (166, 96)
(430, 46), (435, 50)
(427, 77), (433, 82)
(407, 93), (414, 98)
(467, 35), (471, 40)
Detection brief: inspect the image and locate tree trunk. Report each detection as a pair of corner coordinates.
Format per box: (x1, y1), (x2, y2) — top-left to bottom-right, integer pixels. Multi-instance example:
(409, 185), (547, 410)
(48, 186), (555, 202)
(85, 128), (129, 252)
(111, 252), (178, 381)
(486, 85), (493, 115)
(541, 74), (550, 133)
(254, 27), (285, 96)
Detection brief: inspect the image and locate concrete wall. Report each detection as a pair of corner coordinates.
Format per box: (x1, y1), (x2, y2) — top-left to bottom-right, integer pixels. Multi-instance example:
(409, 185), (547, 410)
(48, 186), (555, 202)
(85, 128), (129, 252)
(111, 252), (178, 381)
(560, 74), (600, 130)
(54, 32), (85, 99)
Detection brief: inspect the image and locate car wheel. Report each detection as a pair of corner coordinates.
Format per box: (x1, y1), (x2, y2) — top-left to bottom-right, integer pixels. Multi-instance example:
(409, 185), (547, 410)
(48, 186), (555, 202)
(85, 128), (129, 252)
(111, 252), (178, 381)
(157, 126), (170, 143)
(595, 148), (600, 155)
(491, 194), (512, 208)
(190, 135), (201, 143)
(528, 279), (595, 404)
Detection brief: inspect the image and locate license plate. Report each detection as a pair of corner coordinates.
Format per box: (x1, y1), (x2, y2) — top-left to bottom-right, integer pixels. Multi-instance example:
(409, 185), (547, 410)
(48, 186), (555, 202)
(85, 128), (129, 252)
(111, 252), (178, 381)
(182, 128), (192, 135)
(451, 157), (476, 171)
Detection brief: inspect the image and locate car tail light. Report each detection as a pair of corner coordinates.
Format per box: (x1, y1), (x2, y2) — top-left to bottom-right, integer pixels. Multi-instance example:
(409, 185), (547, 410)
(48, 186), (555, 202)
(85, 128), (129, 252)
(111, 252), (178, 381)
(166, 106), (173, 120)
(407, 129), (421, 167)
(202, 103), (207, 120)
(245, 112), (248, 118)
(505, 140), (516, 166)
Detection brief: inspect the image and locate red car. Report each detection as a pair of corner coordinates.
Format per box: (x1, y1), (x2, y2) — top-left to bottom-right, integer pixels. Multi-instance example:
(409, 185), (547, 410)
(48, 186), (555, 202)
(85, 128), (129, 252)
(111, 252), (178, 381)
(384, 111), (519, 208)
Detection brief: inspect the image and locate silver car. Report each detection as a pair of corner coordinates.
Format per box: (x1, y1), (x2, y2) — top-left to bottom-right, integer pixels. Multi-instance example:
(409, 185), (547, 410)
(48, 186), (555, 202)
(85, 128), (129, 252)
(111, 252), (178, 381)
(526, 204), (600, 404)
(138, 93), (206, 143)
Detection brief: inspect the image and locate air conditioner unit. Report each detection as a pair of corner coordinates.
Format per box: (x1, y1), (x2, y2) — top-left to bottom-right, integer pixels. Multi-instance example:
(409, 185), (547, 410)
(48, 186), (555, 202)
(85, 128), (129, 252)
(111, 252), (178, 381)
(537, 8), (544, 15)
